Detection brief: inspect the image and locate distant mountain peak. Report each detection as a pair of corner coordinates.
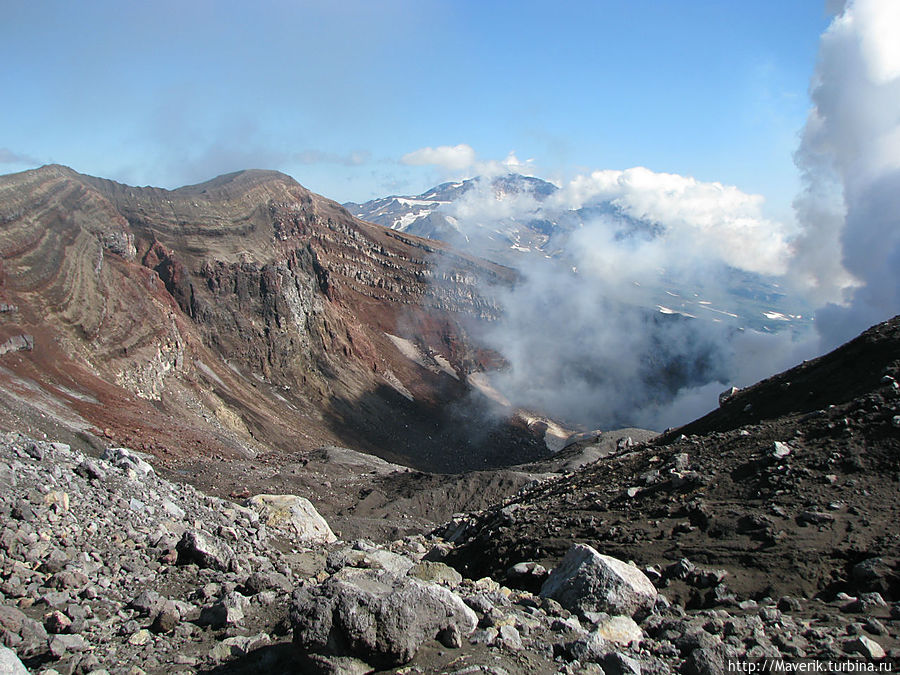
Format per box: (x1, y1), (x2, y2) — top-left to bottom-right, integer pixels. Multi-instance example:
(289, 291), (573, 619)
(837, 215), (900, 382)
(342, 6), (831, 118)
(344, 173), (559, 245)
(343, 173), (561, 266)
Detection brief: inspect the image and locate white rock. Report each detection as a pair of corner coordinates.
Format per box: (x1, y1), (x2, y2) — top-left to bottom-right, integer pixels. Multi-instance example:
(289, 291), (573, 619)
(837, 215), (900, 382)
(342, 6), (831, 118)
(246, 494), (336, 544)
(498, 624), (522, 650)
(771, 442), (791, 460)
(162, 499), (186, 520)
(846, 635), (885, 659)
(0, 645), (29, 675)
(593, 614), (643, 645)
(540, 543), (657, 619)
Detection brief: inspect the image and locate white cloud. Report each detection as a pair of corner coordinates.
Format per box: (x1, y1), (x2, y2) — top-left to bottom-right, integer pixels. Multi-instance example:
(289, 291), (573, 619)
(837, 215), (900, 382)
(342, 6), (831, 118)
(475, 151), (534, 177)
(449, 189), (538, 223)
(792, 0), (900, 346)
(400, 145), (535, 178)
(406, 1), (900, 433)
(401, 144), (477, 171)
(852, 0), (900, 84)
(553, 166), (793, 276)
(421, 160), (809, 432)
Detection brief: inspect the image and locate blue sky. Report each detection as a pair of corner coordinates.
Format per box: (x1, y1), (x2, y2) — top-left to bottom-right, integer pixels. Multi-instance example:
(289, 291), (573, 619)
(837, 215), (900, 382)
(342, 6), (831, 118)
(1, 1), (829, 218)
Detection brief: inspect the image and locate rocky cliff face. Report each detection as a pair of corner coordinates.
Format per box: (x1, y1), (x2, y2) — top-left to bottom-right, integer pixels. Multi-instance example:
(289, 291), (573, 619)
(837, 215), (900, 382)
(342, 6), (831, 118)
(0, 166), (546, 471)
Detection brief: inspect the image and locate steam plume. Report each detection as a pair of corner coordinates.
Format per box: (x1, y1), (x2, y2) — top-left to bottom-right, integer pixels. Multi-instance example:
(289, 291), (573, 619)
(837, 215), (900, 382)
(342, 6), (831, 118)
(419, 0), (900, 432)
(792, 0), (900, 347)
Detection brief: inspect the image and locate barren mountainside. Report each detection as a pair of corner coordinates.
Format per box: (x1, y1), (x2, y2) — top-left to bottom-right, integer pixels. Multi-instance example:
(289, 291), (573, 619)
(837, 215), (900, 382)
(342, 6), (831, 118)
(0, 165), (548, 473)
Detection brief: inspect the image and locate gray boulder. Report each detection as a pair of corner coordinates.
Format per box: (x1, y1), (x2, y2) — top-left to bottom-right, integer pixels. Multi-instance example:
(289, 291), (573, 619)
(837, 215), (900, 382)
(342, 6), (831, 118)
(74, 459), (105, 481)
(242, 570), (293, 595)
(150, 600), (181, 634)
(851, 557), (898, 595)
(291, 568), (477, 668)
(47, 633), (88, 658)
(128, 589), (163, 616)
(683, 645), (726, 675)
(565, 631), (613, 663)
(603, 652), (643, 675)
(0, 605), (47, 656)
(101, 447), (154, 476)
(326, 547), (414, 576)
(299, 653), (374, 675)
(845, 635), (885, 659)
(540, 543), (657, 619)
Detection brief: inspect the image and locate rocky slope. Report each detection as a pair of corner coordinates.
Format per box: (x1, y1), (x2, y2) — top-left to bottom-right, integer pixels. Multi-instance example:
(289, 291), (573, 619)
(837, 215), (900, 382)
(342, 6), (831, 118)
(0, 165), (551, 473)
(439, 316), (900, 621)
(0, 432), (320, 673)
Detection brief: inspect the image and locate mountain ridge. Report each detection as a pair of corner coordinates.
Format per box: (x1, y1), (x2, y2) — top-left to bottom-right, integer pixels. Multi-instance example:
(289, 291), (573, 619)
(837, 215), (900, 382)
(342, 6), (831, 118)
(0, 164), (548, 474)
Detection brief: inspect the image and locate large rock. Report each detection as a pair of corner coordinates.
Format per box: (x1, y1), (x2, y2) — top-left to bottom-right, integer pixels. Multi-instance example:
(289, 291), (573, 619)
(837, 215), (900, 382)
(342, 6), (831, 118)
(47, 633), (88, 658)
(199, 591), (249, 628)
(128, 589), (163, 616)
(246, 494), (337, 544)
(101, 447), (154, 476)
(176, 530), (237, 571)
(408, 561), (463, 587)
(300, 653), (374, 675)
(845, 635), (885, 659)
(540, 543), (657, 619)
(592, 614), (643, 645)
(565, 632), (614, 664)
(242, 570), (293, 595)
(0, 606), (28, 640)
(0, 645), (29, 675)
(683, 645), (726, 675)
(291, 568), (477, 668)
(150, 600), (181, 634)
(326, 546), (414, 575)
(0, 606), (47, 656)
(851, 557), (898, 596)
